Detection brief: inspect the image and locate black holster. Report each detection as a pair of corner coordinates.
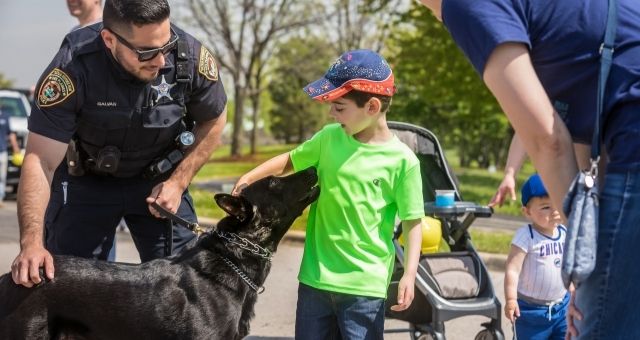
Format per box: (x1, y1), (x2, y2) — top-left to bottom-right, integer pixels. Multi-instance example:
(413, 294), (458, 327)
(66, 139), (85, 176)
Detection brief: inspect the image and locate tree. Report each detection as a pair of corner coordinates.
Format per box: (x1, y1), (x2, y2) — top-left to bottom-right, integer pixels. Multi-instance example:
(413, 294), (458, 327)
(183, 0), (319, 157)
(0, 73), (14, 89)
(268, 36), (333, 143)
(387, 3), (512, 167)
(325, 0), (406, 53)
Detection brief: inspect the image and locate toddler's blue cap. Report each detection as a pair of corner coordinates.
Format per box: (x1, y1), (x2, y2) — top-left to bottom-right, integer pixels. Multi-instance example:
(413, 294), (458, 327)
(521, 173), (548, 206)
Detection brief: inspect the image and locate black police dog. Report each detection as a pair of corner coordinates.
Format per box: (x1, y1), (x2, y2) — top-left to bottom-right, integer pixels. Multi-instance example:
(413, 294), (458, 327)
(0, 167), (319, 339)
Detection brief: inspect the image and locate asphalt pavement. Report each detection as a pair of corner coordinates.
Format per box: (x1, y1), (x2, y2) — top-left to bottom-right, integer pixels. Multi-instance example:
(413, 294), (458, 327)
(0, 199), (516, 339)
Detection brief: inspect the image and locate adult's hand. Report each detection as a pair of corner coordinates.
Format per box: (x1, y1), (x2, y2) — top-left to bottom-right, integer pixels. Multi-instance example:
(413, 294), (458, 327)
(11, 245), (54, 288)
(489, 174), (517, 207)
(146, 179), (185, 218)
(566, 285), (582, 339)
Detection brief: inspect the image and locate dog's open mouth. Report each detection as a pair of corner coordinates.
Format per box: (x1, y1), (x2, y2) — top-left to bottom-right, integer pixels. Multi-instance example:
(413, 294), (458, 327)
(298, 185), (320, 204)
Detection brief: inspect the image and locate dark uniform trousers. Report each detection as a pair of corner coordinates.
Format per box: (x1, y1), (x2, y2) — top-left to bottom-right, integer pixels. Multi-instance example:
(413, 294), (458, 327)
(44, 163), (197, 262)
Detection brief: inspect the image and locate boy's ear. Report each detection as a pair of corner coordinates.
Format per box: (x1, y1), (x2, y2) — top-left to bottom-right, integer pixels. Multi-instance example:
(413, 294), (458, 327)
(367, 97), (382, 115)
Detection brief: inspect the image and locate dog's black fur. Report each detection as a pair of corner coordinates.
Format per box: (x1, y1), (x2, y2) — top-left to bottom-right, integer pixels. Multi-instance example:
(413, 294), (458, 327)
(0, 167), (319, 340)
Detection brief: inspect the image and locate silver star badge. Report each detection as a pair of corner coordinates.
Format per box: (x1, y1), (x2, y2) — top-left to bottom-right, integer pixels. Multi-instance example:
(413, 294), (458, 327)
(151, 75), (176, 102)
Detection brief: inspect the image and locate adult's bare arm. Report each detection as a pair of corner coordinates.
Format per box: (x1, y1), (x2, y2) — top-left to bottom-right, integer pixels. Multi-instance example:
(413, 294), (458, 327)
(12, 132), (68, 287)
(148, 108), (227, 216)
(483, 43), (578, 216)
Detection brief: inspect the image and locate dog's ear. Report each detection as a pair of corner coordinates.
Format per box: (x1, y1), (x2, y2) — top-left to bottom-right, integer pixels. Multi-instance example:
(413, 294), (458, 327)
(215, 194), (251, 221)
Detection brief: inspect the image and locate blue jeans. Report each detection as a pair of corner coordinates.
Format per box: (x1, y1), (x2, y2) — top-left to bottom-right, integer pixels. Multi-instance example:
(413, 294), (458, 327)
(574, 172), (640, 339)
(515, 293), (568, 340)
(295, 283), (385, 340)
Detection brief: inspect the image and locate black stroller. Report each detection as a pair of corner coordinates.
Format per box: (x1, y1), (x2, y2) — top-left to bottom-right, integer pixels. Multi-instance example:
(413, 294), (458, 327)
(384, 121), (504, 340)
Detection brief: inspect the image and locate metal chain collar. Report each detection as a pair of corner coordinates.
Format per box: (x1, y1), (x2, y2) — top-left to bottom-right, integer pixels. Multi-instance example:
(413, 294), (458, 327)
(221, 257), (265, 294)
(215, 230), (272, 261)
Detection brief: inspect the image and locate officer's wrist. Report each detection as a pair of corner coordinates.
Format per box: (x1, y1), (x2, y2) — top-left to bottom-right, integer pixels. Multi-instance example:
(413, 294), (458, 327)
(166, 176), (190, 193)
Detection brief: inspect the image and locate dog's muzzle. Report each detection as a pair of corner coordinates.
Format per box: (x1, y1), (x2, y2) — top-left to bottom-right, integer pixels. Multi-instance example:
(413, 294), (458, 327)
(299, 185), (320, 203)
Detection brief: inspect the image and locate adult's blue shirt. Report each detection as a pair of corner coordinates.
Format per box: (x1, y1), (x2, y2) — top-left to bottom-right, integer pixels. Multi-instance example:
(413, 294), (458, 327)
(442, 0), (640, 172)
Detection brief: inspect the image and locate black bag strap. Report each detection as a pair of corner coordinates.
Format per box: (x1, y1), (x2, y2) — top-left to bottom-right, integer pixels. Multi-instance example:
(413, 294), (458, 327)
(590, 0), (617, 171)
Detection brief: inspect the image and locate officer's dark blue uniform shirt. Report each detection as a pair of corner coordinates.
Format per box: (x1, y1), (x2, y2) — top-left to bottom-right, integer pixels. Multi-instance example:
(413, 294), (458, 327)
(442, 0), (640, 172)
(29, 23), (226, 177)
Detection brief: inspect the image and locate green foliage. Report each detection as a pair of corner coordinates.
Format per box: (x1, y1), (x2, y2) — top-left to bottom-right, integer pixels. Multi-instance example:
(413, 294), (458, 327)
(386, 4), (513, 168)
(0, 73), (14, 89)
(268, 36), (333, 143)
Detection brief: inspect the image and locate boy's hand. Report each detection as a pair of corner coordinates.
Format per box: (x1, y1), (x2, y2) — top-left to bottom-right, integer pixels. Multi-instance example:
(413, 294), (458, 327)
(231, 181), (249, 196)
(504, 299), (520, 322)
(390, 274), (415, 312)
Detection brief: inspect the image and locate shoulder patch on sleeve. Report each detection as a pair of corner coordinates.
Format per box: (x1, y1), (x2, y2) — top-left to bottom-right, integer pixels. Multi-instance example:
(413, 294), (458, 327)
(198, 46), (219, 81)
(37, 68), (76, 107)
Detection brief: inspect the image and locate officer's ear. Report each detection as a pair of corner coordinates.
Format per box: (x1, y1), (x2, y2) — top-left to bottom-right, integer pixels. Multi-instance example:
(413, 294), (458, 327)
(101, 29), (117, 50)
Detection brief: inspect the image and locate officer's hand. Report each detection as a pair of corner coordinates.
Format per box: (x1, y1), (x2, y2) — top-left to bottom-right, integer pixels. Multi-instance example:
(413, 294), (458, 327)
(147, 180), (184, 218)
(390, 273), (415, 312)
(11, 245), (54, 288)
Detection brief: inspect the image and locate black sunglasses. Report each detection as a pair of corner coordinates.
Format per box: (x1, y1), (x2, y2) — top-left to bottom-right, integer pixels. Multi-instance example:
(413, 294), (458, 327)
(106, 27), (179, 62)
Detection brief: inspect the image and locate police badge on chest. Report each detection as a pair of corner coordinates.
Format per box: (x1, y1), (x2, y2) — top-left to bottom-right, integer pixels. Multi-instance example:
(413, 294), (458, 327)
(151, 74), (177, 105)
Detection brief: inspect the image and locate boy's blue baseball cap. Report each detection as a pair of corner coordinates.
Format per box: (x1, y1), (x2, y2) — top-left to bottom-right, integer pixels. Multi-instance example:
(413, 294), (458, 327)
(303, 49), (396, 102)
(521, 173), (549, 206)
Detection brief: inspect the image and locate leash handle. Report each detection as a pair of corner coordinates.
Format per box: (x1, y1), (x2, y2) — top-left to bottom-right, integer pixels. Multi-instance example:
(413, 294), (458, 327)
(150, 201), (200, 232)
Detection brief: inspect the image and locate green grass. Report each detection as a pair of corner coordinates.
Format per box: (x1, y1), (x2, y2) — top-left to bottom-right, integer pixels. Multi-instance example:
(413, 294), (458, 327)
(190, 144), (523, 254)
(469, 230), (514, 254)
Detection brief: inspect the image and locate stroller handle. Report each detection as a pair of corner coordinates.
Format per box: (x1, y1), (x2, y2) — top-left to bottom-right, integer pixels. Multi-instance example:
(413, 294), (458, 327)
(425, 201), (493, 218)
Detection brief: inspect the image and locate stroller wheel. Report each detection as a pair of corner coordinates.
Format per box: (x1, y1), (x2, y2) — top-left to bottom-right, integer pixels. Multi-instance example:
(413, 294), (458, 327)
(414, 333), (438, 340)
(411, 328), (444, 340)
(474, 328), (504, 340)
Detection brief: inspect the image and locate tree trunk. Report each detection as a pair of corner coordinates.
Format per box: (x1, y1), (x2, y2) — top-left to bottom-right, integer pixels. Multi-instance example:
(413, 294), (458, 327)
(231, 86), (245, 157)
(250, 93), (259, 155)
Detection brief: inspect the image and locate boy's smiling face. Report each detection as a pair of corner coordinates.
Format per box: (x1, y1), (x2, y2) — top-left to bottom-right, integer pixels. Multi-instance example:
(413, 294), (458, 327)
(328, 96), (378, 136)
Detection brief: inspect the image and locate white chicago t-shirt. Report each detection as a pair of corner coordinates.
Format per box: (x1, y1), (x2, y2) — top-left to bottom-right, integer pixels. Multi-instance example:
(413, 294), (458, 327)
(512, 224), (567, 302)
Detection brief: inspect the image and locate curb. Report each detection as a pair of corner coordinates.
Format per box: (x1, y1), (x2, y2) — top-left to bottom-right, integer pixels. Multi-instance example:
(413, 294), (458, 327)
(281, 230), (507, 272)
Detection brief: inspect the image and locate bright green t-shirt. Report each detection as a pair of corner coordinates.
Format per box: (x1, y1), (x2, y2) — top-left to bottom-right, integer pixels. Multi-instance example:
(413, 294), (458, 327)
(290, 123), (425, 298)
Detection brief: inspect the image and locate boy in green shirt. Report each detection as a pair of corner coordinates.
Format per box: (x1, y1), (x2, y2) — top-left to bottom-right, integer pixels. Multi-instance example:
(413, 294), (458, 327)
(234, 49), (424, 339)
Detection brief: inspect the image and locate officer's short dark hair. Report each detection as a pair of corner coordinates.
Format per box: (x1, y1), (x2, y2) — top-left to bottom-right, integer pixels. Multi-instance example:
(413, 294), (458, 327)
(103, 0), (170, 33)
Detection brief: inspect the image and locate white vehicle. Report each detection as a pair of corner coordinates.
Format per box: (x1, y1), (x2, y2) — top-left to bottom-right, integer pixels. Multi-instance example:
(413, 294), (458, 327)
(0, 89), (30, 194)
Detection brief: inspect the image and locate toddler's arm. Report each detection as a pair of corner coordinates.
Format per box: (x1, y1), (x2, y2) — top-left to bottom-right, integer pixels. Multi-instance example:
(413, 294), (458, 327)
(504, 244), (526, 322)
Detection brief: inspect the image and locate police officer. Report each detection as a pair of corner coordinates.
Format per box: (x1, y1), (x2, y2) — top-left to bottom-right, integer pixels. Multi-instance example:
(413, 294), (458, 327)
(11, 0), (227, 287)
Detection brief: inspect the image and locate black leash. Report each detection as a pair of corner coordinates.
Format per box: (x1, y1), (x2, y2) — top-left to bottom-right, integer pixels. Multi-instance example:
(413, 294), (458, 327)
(150, 201), (208, 256)
(150, 201), (268, 293)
